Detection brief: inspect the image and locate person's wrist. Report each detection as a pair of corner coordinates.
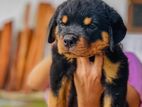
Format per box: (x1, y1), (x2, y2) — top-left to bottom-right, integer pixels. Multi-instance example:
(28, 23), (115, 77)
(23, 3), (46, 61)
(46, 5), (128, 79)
(78, 99), (100, 107)
(77, 93), (101, 107)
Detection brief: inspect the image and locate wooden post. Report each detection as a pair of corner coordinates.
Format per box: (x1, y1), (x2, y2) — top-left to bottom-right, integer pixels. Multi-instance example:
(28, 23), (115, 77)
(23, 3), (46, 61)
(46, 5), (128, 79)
(7, 4), (32, 90)
(0, 22), (12, 88)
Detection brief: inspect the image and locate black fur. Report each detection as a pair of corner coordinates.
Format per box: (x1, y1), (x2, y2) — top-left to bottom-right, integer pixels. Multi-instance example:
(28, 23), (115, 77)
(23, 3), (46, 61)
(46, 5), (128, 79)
(48, 0), (128, 107)
(68, 80), (78, 107)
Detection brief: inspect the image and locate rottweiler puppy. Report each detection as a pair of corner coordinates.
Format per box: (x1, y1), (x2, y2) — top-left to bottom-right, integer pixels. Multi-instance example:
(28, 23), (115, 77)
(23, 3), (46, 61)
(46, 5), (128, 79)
(47, 0), (128, 107)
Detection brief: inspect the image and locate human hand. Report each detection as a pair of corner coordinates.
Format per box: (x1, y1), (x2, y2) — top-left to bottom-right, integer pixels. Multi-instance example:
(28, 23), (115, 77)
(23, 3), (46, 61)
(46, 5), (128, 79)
(74, 55), (104, 107)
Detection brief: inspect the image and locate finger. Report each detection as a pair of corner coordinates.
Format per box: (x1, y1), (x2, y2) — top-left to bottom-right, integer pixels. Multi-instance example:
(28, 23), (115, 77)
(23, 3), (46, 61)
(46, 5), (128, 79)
(74, 73), (84, 88)
(77, 57), (90, 66)
(94, 55), (104, 71)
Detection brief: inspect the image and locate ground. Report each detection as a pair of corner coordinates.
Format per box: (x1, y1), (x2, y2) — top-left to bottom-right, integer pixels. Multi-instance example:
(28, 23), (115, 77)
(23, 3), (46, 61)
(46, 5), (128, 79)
(0, 91), (47, 107)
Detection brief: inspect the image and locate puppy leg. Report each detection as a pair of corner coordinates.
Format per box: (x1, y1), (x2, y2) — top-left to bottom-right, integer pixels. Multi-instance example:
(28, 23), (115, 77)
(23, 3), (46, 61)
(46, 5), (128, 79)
(48, 77), (71, 107)
(103, 85), (128, 107)
(49, 45), (76, 107)
(103, 55), (128, 107)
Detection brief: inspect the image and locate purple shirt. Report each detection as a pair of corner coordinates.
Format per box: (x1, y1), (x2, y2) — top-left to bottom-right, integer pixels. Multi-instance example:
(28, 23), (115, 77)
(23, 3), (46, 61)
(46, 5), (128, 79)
(125, 52), (142, 107)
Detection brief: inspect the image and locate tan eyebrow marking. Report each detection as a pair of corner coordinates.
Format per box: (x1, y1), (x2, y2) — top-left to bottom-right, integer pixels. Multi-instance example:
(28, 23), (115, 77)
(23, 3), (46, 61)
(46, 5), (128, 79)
(83, 17), (92, 25)
(62, 15), (68, 24)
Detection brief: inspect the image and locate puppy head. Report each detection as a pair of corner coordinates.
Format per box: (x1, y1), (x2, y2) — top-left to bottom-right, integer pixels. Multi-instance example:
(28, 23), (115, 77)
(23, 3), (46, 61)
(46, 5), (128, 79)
(48, 0), (127, 58)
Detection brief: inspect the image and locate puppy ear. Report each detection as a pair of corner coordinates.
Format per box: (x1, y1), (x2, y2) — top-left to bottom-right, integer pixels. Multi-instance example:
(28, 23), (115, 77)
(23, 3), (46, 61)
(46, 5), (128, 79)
(48, 2), (67, 43)
(108, 8), (127, 50)
(48, 14), (57, 43)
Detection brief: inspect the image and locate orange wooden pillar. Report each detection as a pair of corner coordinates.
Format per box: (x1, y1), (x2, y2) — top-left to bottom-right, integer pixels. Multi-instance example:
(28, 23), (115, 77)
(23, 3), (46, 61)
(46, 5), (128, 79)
(0, 22), (12, 88)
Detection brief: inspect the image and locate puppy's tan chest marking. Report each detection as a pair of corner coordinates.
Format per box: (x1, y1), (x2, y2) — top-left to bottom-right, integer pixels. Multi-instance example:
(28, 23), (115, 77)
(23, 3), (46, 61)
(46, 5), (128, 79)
(48, 77), (71, 107)
(103, 56), (120, 84)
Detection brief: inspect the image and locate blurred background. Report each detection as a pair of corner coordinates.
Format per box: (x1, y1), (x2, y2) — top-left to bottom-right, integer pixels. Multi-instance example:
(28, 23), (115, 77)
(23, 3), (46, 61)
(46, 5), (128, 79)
(0, 0), (141, 107)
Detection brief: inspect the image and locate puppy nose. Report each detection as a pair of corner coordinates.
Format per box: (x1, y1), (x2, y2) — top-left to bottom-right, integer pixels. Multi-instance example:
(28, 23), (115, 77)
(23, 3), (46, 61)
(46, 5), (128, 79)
(64, 35), (78, 48)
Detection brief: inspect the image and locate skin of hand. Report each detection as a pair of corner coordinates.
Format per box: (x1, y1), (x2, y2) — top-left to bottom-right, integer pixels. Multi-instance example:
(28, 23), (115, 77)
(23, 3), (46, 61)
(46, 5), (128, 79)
(127, 85), (140, 107)
(74, 55), (104, 107)
(27, 56), (52, 90)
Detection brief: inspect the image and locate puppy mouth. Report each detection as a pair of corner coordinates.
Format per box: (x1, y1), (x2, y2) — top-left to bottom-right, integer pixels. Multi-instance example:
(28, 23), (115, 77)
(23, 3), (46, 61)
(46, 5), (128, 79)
(64, 51), (96, 62)
(62, 47), (95, 58)
(62, 46), (77, 53)
(63, 51), (87, 57)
